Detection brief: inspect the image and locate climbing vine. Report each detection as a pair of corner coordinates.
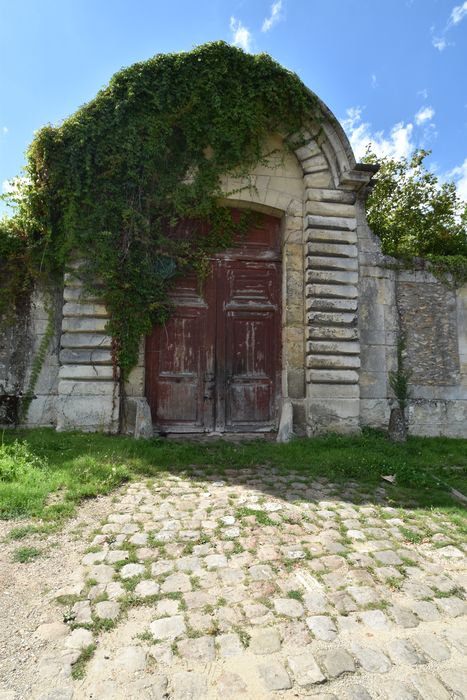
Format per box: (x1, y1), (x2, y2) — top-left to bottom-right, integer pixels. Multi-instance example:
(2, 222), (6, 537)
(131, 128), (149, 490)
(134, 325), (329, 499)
(0, 42), (319, 379)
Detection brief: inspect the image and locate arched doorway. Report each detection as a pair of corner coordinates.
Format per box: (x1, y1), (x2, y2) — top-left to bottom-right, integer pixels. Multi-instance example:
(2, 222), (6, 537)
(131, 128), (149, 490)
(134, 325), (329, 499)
(145, 211), (282, 434)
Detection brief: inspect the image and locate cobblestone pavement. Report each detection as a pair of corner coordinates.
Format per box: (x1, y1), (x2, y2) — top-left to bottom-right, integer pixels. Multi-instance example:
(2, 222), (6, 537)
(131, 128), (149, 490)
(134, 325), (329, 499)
(29, 467), (466, 699)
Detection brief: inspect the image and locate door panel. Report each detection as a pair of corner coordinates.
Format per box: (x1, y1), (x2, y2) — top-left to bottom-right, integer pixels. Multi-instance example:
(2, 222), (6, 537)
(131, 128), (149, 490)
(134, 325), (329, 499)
(145, 211), (281, 434)
(145, 271), (215, 432)
(218, 260), (281, 431)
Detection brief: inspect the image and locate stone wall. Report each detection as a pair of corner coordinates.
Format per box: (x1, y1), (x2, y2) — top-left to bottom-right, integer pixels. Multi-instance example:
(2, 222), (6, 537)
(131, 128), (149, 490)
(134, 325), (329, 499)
(358, 216), (467, 438)
(2, 119), (467, 439)
(0, 285), (62, 428)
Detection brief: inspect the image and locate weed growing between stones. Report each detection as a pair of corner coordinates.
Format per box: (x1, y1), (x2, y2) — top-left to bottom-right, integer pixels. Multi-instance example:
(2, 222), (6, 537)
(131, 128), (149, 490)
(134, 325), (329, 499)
(71, 644), (96, 680)
(12, 545), (41, 563)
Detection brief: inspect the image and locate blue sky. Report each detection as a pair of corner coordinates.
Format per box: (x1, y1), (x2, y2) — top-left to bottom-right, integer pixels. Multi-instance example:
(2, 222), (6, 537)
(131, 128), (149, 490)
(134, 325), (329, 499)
(1, 0), (467, 214)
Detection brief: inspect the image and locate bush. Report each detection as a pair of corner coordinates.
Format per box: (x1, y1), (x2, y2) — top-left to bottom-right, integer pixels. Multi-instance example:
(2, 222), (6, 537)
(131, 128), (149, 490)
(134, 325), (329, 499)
(364, 149), (467, 259)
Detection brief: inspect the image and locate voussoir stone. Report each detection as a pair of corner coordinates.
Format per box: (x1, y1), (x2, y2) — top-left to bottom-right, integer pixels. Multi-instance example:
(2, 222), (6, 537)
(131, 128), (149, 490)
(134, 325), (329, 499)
(150, 615), (186, 640)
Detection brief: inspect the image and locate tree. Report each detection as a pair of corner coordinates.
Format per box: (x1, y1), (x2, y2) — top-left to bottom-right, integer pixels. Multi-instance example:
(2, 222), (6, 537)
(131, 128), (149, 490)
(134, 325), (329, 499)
(363, 149), (467, 258)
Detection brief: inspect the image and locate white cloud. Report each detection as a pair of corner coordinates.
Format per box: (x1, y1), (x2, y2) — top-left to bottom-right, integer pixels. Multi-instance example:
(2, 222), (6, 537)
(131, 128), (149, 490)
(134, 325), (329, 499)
(371, 73), (378, 88)
(417, 88), (428, 99)
(262, 1), (283, 32)
(448, 158), (467, 200)
(2, 176), (29, 196)
(341, 107), (415, 161)
(2, 126), (8, 134)
(415, 106), (435, 125)
(2, 179), (16, 194)
(432, 36), (447, 51)
(432, 2), (467, 50)
(230, 17), (252, 51)
(449, 1), (467, 26)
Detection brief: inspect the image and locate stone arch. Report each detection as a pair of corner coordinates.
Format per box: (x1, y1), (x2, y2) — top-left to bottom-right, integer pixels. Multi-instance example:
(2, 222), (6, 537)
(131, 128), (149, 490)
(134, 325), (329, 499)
(57, 98), (376, 437)
(217, 120), (377, 436)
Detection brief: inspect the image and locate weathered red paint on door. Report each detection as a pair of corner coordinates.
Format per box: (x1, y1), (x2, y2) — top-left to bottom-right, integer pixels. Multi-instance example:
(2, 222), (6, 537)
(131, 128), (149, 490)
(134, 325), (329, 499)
(145, 212), (281, 433)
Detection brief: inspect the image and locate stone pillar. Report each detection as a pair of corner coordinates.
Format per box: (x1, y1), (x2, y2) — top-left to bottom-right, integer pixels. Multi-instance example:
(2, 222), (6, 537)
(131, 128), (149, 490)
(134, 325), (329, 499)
(56, 266), (119, 432)
(291, 134), (376, 434)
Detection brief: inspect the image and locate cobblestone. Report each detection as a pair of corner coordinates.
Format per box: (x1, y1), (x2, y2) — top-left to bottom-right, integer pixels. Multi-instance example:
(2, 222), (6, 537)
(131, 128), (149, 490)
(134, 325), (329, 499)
(28, 467), (466, 700)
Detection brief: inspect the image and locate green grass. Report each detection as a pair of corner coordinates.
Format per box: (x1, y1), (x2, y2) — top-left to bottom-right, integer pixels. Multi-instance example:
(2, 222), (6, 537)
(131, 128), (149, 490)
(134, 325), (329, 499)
(12, 546), (42, 563)
(7, 523), (58, 540)
(235, 506), (276, 526)
(0, 428), (466, 527)
(71, 644), (96, 680)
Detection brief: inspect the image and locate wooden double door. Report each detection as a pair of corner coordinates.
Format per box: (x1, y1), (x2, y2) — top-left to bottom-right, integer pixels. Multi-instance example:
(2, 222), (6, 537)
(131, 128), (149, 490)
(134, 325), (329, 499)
(145, 213), (282, 434)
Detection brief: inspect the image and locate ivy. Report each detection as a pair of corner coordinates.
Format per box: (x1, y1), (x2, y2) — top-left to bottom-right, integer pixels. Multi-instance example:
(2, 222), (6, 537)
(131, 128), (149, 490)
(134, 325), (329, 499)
(0, 41), (318, 380)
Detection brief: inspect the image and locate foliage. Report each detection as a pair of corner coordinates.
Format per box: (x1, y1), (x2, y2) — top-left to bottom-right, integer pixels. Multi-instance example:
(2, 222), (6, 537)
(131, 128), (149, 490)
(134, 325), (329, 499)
(71, 644), (96, 680)
(364, 149), (467, 264)
(0, 42), (318, 378)
(389, 336), (411, 412)
(20, 298), (55, 419)
(12, 546), (42, 563)
(0, 439), (49, 482)
(0, 434), (130, 519)
(1, 428), (466, 524)
(425, 254), (467, 288)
